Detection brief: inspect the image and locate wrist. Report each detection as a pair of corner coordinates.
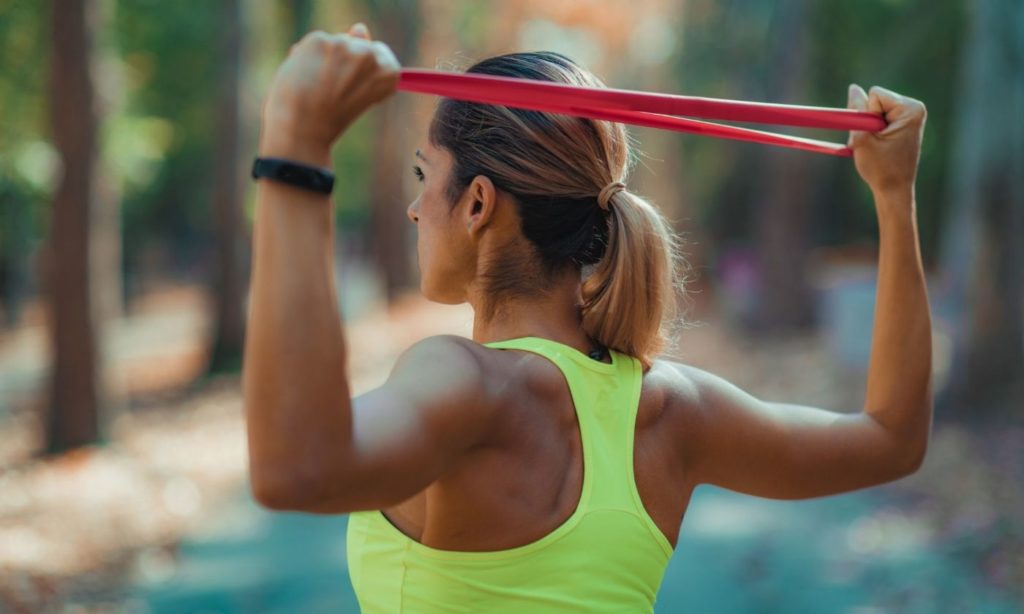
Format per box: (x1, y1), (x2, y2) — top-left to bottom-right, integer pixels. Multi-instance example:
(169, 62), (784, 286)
(258, 121), (333, 169)
(252, 158), (335, 196)
(871, 182), (914, 201)
(873, 186), (917, 227)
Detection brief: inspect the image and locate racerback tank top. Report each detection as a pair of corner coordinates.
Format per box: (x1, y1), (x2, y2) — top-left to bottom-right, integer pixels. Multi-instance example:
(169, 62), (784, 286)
(346, 336), (674, 612)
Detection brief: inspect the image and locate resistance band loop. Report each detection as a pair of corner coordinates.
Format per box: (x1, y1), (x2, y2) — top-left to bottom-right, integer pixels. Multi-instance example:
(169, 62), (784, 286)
(397, 68), (886, 157)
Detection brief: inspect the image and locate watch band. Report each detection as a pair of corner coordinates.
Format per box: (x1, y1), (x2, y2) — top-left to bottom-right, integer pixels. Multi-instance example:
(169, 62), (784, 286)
(251, 157), (335, 195)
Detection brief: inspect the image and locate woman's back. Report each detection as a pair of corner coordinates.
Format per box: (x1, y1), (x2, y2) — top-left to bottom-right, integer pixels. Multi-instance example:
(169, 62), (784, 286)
(346, 335), (690, 612)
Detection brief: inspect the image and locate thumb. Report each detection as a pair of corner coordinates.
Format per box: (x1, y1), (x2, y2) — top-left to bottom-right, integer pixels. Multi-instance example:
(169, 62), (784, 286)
(847, 83), (869, 111)
(847, 83), (869, 148)
(349, 22), (371, 40)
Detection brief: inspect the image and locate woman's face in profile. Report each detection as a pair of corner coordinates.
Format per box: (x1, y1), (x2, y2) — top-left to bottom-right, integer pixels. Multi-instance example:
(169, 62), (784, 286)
(407, 141), (475, 305)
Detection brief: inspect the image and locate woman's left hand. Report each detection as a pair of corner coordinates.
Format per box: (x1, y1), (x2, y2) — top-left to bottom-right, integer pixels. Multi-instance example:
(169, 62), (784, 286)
(846, 84), (926, 199)
(260, 23), (400, 166)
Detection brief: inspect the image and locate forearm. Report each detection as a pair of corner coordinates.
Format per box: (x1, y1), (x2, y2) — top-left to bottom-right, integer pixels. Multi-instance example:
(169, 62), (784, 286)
(243, 135), (353, 495)
(863, 186), (933, 462)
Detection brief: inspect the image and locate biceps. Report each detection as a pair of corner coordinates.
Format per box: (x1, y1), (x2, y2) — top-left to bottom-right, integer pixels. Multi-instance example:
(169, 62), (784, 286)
(689, 379), (908, 499)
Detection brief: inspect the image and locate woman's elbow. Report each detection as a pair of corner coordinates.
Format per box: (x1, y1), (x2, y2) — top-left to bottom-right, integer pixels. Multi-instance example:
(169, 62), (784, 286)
(249, 461), (330, 511)
(250, 469), (305, 511)
(905, 438), (929, 474)
(250, 466), (365, 513)
(901, 401), (933, 476)
(878, 400), (933, 481)
(890, 432), (929, 480)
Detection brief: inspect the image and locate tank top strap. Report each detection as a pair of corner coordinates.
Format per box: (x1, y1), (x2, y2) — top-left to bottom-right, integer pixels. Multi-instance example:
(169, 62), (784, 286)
(481, 336), (646, 513)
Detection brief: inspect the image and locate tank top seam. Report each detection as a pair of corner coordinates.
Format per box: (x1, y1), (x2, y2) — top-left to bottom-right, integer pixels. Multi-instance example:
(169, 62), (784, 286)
(482, 336), (618, 373)
(365, 506), (669, 565)
(624, 354), (676, 559)
(577, 507), (671, 560)
(398, 538), (410, 612)
(369, 503), (587, 562)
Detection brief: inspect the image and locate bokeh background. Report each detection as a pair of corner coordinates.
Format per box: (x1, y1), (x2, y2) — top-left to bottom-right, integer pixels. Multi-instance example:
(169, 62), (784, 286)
(1, 0), (1021, 611)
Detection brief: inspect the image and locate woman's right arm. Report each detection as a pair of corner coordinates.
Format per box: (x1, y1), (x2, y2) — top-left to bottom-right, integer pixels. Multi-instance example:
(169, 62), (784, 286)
(244, 28), (494, 514)
(663, 85), (932, 499)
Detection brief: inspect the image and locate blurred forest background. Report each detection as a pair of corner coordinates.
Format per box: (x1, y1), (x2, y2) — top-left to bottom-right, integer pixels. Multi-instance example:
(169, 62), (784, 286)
(0, 0), (1021, 611)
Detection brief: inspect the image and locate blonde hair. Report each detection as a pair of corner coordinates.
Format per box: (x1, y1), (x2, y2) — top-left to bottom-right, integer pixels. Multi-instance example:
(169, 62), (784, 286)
(429, 51), (689, 370)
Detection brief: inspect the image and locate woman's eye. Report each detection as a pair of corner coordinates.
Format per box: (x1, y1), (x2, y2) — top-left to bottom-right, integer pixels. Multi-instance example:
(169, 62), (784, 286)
(412, 165), (425, 182)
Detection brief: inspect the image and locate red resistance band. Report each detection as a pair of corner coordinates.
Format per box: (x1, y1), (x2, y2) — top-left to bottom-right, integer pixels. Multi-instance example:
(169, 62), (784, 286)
(398, 68), (886, 157)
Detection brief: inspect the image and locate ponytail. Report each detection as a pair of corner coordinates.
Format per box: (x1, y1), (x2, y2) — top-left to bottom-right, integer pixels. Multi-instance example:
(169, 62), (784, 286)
(581, 190), (686, 371)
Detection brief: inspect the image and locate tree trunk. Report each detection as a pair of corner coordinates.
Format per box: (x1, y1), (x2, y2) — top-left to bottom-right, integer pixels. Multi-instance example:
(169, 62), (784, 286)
(938, 0), (1024, 414)
(45, 0), (105, 453)
(366, 0), (421, 301)
(749, 0), (820, 334)
(208, 0), (248, 374)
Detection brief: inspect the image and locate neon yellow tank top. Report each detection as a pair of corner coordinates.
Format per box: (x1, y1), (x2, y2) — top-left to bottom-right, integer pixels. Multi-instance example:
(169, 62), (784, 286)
(346, 336), (674, 613)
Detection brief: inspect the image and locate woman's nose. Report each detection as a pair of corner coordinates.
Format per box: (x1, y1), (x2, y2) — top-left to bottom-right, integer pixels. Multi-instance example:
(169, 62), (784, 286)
(407, 201), (419, 223)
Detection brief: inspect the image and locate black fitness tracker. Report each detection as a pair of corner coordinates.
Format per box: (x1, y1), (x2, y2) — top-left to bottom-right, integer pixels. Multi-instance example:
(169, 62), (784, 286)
(251, 157), (335, 195)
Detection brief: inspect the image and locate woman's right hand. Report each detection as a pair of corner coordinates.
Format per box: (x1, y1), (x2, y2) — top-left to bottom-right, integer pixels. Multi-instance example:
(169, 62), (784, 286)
(846, 84), (927, 198)
(259, 23), (400, 167)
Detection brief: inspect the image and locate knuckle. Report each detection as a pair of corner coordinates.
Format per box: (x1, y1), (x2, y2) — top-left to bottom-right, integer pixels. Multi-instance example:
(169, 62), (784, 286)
(372, 41), (400, 69)
(310, 33), (334, 52)
(304, 30), (329, 44)
(357, 47), (377, 66)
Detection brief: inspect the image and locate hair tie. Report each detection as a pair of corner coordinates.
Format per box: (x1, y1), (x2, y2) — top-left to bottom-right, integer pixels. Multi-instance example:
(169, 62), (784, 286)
(597, 181), (626, 211)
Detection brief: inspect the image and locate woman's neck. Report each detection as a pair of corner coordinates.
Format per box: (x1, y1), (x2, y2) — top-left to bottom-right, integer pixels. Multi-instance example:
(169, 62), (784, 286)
(469, 278), (601, 357)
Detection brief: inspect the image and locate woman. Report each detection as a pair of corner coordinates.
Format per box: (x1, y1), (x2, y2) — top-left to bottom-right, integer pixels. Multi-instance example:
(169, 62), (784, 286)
(244, 22), (932, 612)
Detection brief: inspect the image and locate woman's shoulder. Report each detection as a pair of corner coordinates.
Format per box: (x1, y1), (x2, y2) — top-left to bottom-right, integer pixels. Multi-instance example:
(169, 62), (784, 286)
(391, 334), (509, 401)
(403, 334), (579, 408)
(647, 358), (700, 404)
(642, 357), (707, 439)
(401, 334), (482, 356)
(392, 335), (490, 383)
(643, 357), (770, 455)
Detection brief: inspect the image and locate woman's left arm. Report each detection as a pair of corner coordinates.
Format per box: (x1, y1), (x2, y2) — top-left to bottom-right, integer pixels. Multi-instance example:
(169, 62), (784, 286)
(664, 85), (933, 499)
(848, 85), (933, 468)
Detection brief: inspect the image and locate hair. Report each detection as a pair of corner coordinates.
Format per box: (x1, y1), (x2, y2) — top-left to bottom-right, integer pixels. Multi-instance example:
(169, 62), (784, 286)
(428, 51), (690, 370)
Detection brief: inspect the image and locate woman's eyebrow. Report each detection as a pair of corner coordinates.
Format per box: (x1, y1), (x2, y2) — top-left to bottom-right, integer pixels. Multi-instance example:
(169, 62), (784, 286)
(415, 149), (430, 164)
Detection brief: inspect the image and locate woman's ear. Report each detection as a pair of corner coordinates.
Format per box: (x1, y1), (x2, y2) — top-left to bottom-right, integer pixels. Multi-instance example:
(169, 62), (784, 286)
(464, 174), (498, 238)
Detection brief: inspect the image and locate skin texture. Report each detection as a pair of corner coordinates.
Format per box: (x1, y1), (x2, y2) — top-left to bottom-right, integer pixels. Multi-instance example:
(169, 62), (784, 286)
(243, 24), (933, 551)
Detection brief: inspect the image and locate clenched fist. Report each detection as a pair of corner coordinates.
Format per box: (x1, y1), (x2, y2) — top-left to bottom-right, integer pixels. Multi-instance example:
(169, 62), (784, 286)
(259, 23), (400, 167)
(847, 84), (927, 198)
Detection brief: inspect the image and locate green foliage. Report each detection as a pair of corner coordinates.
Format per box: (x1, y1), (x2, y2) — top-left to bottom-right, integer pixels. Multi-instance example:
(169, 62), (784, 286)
(0, 0), (49, 250)
(0, 1), (47, 145)
(332, 110), (375, 230)
(677, 0), (965, 264)
(114, 0), (221, 271)
(807, 0), (965, 261)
